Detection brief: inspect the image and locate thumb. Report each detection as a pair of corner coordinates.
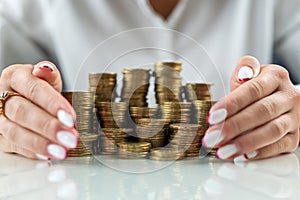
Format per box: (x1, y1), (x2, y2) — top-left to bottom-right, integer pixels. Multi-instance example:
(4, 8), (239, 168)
(230, 55), (261, 91)
(32, 61), (62, 92)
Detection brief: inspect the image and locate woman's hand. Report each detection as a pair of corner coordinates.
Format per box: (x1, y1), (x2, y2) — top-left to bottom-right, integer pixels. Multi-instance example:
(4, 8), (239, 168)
(202, 56), (300, 161)
(0, 61), (78, 160)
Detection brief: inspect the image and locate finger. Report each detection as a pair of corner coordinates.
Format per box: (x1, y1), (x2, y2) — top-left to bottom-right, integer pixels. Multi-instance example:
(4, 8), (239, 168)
(2, 64), (76, 126)
(208, 65), (286, 125)
(215, 113), (298, 160)
(203, 91), (292, 148)
(2, 97), (78, 157)
(249, 131), (299, 161)
(0, 134), (37, 160)
(32, 61), (62, 92)
(230, 56), (261, 91)
(0, 115), (70, 160)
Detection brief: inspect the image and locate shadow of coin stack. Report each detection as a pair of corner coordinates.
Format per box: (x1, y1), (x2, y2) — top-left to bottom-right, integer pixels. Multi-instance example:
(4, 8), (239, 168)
(61, 92), (99, 157)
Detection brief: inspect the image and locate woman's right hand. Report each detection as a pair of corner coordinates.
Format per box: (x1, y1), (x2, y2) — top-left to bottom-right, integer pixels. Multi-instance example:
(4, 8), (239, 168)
(0, 61), (78, 160)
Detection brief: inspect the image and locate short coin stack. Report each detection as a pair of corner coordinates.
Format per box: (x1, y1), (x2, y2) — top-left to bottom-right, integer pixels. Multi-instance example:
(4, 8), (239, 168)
(169, 124), (204, 157)
(136, 118), (169, 148)
(121, 68), (150, 107)
(118, 142), (151, 159)
(185, 83), (213, 101)
(149, 147), (185, 161)
(155, 62), (183, 104)
(99, 128), (132, 155)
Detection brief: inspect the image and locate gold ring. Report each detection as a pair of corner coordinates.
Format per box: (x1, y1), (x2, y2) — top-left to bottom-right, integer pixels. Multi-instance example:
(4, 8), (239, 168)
(0, 91), (22, 117)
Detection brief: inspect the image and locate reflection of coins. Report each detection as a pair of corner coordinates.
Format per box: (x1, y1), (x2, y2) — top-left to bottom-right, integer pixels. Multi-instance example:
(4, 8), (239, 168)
(121, 68), (150, 107)
(149, 147), (185, 161)
(155, 62), (183, 104)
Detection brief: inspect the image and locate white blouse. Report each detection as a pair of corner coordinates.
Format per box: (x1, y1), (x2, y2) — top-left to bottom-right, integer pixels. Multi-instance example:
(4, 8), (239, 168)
(1, 0), (299, 99)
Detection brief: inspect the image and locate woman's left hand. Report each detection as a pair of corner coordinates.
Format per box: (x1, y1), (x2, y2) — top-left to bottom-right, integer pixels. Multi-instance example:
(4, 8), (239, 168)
(202, 56), (300, 161)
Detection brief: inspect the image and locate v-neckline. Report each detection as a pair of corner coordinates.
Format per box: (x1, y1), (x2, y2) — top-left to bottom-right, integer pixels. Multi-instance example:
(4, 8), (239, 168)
(136, 0), (188, 28)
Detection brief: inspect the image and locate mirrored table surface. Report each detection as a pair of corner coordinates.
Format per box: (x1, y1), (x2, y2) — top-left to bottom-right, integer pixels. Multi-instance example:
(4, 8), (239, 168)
(1, 148), (300, 200)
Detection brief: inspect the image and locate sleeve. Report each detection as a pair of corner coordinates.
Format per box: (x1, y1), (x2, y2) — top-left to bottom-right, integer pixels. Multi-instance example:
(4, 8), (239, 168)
(0, 0), (56, 70)
(274, 0), (300, 84)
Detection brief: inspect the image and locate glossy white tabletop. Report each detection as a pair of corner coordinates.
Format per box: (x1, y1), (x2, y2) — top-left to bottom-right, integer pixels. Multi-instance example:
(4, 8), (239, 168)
(1, 148), (300, 200)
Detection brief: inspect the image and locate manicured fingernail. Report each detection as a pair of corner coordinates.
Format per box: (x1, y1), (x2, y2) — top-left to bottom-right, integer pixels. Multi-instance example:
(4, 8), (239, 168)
(47, 144), (67, 160)
(217, 144), (238, 159)
(245, 151), (258, 159)
(36, 153), (50, 160)
(202, 130), (223, 148)
(57, 110), (74, 128)
(48, 169), (66, 183)
(34, 63), (54, 73)
(207, 109), (227, 125)
(233, 155), (247, 162)
(57, 131), (78, 148)
(238, 66), (254, 81)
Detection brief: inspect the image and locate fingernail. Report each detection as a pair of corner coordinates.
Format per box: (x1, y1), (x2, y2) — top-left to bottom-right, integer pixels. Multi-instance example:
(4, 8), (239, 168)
(202, 130), (224, 148)
(34, 63), (54, 72)
(57, 131), (78, 148)
(57, 110), (74, 128)
(233, 155), (247, 162)
(217, 144), (238, 159)
(47, 144), (67, 160)
(207, 109), (227, 125)
(36, 153), (50, 160)
(238, 66), (254, 81)
(245, 151), (258, 159)
(48, 169), (66, 183)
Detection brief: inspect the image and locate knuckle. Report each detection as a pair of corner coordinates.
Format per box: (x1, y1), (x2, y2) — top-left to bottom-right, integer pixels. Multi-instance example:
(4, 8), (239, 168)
(275, 66), (290, 80)
(27, 79), (40, 101)
(225, 119), (242, 137)
(42, 119), (60, 137)
(270, 119), (287, 138)
(1, 66), (15, 80)
(7, 98), (25, 121)
(259, 99), (276, 118)
(248, 80), (265, 98)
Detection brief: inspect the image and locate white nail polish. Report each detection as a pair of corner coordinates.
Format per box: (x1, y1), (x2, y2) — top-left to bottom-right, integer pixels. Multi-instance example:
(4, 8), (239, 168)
(57, 131), (77, 148)
(57, 110), (74, 128)
(48, 169), (66, 183)
(47, 144), (66, 160)
(246, 151), (258, 159)
(238, 66), (254, 81)
(203, 130), (223, 148)
(217, 144), (238, 159)
(36, 153), (49, 160)
(57, 181), (78, 199)
(208, 109), (227, 125)
(234, 155), (247, 162)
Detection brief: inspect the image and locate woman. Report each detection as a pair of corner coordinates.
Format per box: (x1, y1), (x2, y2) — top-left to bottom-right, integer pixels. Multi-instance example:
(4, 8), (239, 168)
(0, 0), (299, 161)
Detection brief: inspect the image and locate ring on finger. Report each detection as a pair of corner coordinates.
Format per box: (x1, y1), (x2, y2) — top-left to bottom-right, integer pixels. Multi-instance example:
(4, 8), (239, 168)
(0, 91), (22, 117)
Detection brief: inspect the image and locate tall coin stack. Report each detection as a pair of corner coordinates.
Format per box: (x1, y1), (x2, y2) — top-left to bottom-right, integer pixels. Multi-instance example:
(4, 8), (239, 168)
(161, 102), (192, 124)
(136, 118), (169, 148)
(185, 83), (213, 101)
(121, 68), (150, 107)
(61, 92), (99, 157)
(96, 102), (128, 128)
(154, 62), (183, 104)
(169, 124), (204, 157)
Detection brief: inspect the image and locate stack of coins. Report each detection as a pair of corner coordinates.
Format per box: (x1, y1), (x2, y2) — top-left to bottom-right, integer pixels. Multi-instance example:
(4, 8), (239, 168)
(129, 107), (160, 123)
(185, 83), (213, 101)
(169, 124), (204, 157)
(192, 100), (212, 131)
(96, 102), (128, 128)
(117, 142), (151, 159)
(149, 147), (185, 161)
(68, 133), (99, 157)
(136, 118), (169, 148)
(62, 92), (94, 133)
(99, 128), (132, 155)
(89, 73), (118, 102)
(121, 68), (150, 107)
(161, 102), (191, 124)
(154, 62), (183, 104)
